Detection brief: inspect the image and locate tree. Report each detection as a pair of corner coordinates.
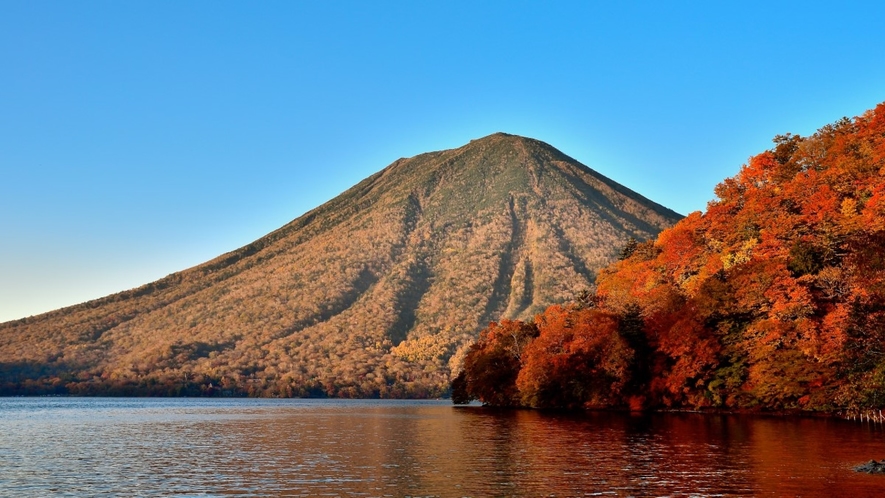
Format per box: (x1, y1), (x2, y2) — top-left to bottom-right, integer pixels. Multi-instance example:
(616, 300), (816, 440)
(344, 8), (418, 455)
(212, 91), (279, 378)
(516, 306), (633, 409)
(458, 320), (539, 406)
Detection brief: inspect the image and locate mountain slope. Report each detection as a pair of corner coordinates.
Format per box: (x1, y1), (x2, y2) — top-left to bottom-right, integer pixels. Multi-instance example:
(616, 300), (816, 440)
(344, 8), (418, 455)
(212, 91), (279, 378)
(0, 133), (681, 397)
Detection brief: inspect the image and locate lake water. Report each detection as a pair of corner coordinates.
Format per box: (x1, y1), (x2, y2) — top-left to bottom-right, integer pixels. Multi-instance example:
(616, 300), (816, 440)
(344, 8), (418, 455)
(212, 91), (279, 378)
(2, 398), (885, 497)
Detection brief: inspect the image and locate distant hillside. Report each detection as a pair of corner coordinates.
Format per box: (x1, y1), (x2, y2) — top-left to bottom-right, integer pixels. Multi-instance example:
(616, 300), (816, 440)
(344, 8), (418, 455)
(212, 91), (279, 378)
(0, 133), (681, 397)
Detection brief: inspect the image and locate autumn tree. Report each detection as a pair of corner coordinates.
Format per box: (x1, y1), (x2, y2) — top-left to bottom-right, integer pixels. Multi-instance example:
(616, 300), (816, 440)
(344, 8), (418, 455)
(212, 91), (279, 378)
(456, 320), (539, 406)
(516, 306), (633, 409)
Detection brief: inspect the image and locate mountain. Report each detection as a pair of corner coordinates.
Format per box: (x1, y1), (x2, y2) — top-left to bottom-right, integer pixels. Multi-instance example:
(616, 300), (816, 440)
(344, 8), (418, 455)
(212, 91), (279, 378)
(0, 133), (682, 397)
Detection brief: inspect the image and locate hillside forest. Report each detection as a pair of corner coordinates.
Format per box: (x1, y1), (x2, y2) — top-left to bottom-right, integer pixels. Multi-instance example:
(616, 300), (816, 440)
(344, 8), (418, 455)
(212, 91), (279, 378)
(454, 102), (885, 416)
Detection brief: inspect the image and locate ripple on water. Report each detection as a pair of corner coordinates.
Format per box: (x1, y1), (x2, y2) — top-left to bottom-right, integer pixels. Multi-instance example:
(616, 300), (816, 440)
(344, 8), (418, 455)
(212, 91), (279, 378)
(2, 399), (885, 496)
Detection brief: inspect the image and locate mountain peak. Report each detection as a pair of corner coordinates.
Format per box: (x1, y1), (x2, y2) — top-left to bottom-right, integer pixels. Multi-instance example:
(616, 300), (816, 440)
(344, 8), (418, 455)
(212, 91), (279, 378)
(469, 131), (519, 142)
(465, 132), (550, 152)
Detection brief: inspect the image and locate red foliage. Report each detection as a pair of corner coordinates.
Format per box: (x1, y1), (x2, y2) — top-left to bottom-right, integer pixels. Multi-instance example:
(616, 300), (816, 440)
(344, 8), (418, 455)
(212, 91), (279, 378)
(457, 320), (539, 406)
(516, 306), (632, 409)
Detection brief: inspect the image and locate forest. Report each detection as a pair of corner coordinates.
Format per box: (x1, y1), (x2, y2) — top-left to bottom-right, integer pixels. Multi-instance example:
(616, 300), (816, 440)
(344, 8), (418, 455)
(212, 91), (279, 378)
(454, 102), (885, 416)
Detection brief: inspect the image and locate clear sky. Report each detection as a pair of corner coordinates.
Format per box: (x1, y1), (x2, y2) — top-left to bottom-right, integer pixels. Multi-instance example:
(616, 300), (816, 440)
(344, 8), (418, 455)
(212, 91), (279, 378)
(2, 1), (884, 322)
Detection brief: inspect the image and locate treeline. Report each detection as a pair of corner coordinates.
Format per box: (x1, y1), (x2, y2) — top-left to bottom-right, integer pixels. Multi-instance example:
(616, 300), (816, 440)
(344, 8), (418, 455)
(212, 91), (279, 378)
(0, 359), (448, 398)
(455, 102), (885, 414)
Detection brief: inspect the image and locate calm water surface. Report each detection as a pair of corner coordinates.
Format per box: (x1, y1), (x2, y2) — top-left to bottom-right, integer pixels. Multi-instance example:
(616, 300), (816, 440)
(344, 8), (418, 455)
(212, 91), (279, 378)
(2, 398), (885, 496)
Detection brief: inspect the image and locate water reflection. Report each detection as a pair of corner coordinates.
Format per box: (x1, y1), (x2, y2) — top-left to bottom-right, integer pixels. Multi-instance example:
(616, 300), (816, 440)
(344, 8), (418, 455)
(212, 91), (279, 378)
(2, 399), (885, 496)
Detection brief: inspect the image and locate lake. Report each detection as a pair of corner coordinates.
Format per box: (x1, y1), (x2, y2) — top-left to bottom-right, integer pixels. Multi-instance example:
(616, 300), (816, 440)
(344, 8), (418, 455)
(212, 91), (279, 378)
(1, 398), (884, 496)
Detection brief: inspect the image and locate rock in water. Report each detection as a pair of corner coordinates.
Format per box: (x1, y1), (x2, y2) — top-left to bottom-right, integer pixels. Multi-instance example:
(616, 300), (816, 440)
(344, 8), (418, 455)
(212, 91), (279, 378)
(854, 460), (885, 473)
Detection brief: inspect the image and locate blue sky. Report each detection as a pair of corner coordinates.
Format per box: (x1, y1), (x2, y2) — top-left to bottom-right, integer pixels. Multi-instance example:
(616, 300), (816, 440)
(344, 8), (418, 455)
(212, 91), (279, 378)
(2, 1), (884, 322)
